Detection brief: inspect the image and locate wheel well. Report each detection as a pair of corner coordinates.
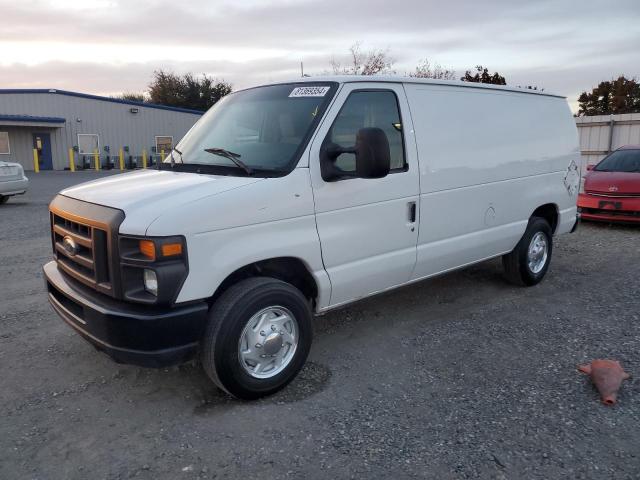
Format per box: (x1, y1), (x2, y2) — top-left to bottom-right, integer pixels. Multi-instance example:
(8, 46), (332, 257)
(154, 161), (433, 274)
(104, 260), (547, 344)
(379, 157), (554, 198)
(531, 204), (559, 233)
(211, 257), (318, 307)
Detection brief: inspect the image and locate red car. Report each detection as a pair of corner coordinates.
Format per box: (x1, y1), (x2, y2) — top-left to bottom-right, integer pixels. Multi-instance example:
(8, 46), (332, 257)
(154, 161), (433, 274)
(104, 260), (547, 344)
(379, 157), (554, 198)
(578, 145), (640, 223)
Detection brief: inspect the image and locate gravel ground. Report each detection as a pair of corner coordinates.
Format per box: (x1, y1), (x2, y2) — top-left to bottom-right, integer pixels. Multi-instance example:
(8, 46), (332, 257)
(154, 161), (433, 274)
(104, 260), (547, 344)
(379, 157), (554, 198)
(1, 171), (639, 480)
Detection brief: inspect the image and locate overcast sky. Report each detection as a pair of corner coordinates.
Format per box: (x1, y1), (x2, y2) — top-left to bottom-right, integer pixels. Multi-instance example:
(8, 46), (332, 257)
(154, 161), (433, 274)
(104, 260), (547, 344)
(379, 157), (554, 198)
(1, 0), (639, 111)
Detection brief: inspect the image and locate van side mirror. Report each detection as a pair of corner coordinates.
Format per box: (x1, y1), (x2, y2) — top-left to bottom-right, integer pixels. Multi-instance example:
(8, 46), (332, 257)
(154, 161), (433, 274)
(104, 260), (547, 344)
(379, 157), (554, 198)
(586, 164), (594, 171)
(321, 127), (391, 182)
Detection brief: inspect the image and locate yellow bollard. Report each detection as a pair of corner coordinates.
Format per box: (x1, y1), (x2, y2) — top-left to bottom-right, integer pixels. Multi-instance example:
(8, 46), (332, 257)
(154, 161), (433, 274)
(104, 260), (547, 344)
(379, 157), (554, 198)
(33, 149), (40, 173)
(160, 149), (165, 167)
(68, 148), (75, 172)
(119, 148), (124, 171)
(94, 149), (100, 171)
(142, 149), (147, 169)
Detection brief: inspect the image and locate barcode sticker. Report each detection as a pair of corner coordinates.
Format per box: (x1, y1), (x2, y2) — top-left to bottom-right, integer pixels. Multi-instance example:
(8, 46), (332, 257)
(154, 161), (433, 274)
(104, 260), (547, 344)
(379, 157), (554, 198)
(289, 86), (330, 98)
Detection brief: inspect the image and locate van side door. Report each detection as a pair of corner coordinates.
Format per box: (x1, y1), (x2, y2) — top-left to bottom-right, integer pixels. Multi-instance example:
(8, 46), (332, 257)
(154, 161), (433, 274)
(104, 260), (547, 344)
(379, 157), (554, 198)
(308, 83), (420, 307)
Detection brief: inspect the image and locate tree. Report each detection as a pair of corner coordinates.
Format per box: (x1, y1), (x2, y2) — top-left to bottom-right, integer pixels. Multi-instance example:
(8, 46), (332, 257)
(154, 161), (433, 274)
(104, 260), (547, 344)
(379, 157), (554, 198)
(577, 76), (640, 116)
(410, 59), (456, 80)
(148, 70), (232, 111)
(516, 85), (544, 91)
(330, 43), (395, 76)
(116, 92), (146, 103)
(461, 65), (506, 85)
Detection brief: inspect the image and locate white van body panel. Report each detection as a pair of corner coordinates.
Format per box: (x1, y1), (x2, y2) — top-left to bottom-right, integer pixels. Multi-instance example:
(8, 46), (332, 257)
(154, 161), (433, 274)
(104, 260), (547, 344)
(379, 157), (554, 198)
(56, 76), (579, 314)
(403, 83), (579, 281)
(61, 169), (262, 236)
(143, 168), (331, 306)
(308, 82), (420, 306)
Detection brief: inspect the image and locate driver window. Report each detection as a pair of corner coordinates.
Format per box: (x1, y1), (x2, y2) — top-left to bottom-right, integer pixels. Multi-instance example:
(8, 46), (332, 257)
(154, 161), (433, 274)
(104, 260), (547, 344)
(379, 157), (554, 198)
(327, 90), (406, 172)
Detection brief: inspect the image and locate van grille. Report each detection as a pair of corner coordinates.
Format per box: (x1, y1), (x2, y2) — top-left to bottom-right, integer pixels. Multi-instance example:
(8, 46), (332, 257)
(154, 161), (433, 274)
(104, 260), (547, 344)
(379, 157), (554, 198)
(51, 212), (112, 292)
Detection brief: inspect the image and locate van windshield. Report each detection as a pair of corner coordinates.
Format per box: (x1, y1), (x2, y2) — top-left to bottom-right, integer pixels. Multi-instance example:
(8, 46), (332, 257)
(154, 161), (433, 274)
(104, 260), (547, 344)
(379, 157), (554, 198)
(594, 149), (640, 173)
(166, 82), (337, 176)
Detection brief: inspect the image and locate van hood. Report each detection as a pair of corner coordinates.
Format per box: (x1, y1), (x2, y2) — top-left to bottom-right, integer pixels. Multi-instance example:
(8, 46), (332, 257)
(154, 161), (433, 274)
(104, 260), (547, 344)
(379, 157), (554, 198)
(584, 170), (640, 195)
(60, 170), (263, 234)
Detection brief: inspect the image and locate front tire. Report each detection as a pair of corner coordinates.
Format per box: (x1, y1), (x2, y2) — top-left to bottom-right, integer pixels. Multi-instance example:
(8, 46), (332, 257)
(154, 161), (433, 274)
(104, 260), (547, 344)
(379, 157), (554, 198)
(201, 277), (313, 400)
(502, 216), (553, 286)
(0, 196), (9, 205)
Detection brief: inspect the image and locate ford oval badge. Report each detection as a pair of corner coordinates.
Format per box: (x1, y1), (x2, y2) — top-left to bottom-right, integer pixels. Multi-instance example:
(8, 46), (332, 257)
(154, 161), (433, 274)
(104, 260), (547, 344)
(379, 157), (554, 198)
(62, 235), (80, 256)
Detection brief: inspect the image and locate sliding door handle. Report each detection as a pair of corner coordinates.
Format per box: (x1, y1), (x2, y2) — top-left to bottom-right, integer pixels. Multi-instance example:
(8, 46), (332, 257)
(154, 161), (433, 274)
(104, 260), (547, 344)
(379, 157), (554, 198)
(408, 201), (417, 223)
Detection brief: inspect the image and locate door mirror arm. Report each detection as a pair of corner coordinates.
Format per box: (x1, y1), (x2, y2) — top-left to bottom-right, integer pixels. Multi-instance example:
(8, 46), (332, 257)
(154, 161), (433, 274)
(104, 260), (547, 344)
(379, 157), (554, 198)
(320, 143), (358, 182)
(326, 143), (357, 159)
(320, 127), (391, 182)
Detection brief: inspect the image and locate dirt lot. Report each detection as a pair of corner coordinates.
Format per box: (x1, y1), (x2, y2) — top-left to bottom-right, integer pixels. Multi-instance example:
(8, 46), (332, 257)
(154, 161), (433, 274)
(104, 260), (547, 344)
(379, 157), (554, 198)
(1, 171), (639, 479)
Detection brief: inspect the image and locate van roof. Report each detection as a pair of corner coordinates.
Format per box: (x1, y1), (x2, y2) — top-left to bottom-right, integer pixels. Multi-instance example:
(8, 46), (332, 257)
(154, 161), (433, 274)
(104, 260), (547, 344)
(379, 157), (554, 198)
(258, 75), (565, 99)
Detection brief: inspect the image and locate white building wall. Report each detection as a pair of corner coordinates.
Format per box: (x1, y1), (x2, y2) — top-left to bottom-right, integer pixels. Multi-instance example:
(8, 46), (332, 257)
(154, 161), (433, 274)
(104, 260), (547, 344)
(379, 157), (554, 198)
(0, 127), (46, 169)
(0, 91), (202, 171)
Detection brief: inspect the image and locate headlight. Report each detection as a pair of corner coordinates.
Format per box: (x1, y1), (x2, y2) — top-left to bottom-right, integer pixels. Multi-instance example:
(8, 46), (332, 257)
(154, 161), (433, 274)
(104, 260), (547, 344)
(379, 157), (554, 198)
(143, 269), (158, 296)
(119, 235), (188, 305)
(138, 239), (183, 261)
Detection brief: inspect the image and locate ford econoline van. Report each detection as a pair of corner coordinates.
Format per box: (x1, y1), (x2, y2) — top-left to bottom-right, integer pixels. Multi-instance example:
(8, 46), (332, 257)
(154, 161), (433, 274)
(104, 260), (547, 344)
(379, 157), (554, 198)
(44, 77), (580, 399)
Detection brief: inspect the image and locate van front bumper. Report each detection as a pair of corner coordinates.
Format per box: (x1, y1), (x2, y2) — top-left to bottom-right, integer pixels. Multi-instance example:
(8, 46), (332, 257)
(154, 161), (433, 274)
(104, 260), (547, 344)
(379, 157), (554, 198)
(43, 261), (208, 368)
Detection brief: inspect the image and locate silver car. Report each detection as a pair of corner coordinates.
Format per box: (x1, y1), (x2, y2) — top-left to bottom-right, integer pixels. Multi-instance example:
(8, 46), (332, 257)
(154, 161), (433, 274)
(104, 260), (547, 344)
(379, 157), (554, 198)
(0, 161), (29, 204)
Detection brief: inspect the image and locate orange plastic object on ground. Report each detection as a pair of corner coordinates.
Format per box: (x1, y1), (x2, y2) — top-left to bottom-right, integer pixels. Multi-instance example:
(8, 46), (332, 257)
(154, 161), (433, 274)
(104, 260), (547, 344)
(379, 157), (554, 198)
(578, 360), (630, 406)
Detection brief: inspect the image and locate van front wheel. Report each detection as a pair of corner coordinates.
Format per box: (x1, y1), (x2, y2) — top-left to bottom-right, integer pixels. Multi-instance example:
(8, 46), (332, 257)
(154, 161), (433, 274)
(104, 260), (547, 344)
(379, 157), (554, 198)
(502, 216), (553, 286)
(201, 277), (313, 400)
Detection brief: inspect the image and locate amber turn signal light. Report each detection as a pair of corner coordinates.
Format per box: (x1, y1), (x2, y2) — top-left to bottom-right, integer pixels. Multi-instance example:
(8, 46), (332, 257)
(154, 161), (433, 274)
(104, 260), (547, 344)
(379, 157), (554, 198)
(161, 243), (183, 257)
(139, 240), (156, 261)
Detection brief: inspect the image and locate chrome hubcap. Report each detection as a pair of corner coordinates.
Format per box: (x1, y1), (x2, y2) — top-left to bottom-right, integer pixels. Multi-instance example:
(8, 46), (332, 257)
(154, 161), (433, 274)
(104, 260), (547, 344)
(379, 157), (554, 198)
(527, 232), (548, 274)
(238, 306), (298, 379)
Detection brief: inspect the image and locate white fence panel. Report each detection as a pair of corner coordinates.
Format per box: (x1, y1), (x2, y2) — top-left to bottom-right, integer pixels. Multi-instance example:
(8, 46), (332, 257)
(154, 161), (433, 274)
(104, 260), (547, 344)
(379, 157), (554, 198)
(576, 113), (640, 176)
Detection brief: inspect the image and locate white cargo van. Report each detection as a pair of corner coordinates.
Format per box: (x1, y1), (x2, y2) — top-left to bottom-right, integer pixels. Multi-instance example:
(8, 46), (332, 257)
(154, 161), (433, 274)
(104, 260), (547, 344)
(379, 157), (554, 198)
(44, 77), (580, 399)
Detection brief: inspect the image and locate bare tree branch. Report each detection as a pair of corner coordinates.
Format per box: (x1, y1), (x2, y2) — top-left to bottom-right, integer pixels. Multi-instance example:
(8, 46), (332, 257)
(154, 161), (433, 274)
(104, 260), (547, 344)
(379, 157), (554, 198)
(329, 42), (395, 76)
(410, 58), (456, 80)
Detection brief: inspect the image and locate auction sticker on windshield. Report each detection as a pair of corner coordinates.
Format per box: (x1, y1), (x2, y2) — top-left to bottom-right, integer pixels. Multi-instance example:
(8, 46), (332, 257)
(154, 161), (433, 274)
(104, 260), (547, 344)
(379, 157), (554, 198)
(289, 86), (330, 98)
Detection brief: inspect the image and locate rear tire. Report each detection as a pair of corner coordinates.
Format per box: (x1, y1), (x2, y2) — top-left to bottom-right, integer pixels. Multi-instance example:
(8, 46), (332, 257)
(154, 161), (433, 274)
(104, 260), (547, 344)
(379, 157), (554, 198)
(0, 196), (9, 204)
(502, 216), (553, 286)
(201, 277), (313, 400)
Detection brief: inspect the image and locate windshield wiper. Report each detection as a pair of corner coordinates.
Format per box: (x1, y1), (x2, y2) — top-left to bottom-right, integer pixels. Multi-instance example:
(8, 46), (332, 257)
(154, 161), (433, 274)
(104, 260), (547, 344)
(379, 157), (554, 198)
(204, 147), (253, 175)
(158, 147), (184, 169)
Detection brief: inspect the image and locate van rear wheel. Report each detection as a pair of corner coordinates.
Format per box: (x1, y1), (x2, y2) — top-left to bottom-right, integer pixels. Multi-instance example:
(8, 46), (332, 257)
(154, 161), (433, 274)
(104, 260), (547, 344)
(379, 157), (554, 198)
(502, 216), (553, 286)
(201, 277), (313, 400)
